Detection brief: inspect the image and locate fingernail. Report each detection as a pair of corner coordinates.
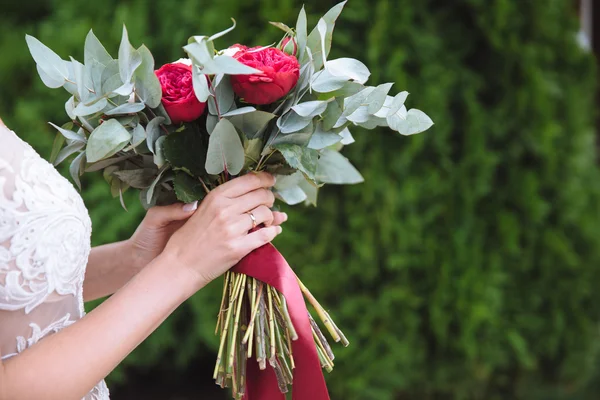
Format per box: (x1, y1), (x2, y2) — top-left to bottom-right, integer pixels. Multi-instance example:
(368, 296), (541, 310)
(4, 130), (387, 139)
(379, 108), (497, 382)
(276, 226), (283, 234)
(183, 201), (198, 212)
(282, 213), (288, 221)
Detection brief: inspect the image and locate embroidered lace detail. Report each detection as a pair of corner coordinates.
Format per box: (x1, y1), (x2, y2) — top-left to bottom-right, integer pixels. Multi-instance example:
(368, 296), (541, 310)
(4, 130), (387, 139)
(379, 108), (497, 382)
(0, 127), (109, 399)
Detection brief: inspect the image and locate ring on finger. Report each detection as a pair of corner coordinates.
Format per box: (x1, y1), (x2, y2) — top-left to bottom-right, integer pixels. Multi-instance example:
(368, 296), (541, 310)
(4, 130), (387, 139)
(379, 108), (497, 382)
(247, 211), (257, 229)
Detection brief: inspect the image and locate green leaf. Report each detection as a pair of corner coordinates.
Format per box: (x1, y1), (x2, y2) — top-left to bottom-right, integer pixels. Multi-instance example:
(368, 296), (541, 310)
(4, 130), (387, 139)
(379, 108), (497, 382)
(192, 67), (211, 102)
(153, 136), (167, 168)
(55, 141), (85, 165)
(135, 45), (162, 108)
(340, 127), (355, 145)
(173, 171), (207, 203)
(105, 102), (145, 115)
(86, 154), (133, 172)
(131, 124), (146, 147)
(298, 178), (318, 206)
(296, 6), (308, 60)
(291, 100), (328, 118)
(26, 34), (69, 84)
(163, 124), (209, 177)
(387, 108), (434, 135)
(272, 120), (314, 147)
(315, 149), (363, 184)
(387, 91), (409, 117)
(269, 21), (293, 34)
(311, 69), (347, 93)
(118, 26), (142, 84)
(84, 29), (112, 67)
(273, 143), (319, 180)
(322, 98), (344, 131)
(366, 83), (394, 114)
(222, 106), (256, 117)
(49, 132), (66, 164)
(101, 60), (123, 95)
(244, 138), (263, 169)
(69, 152), (86, 190)
(227, 110), (276, 139)
(87, 119), (132, 162)
(154, 103), (172, 126)
(305, 1), (347, 69)
(73, 98), (108, 117)
(326, 58), (370, 84)
(146, 117), (165, 154)
(277, 111), (313, 134)
(308, 123), (342, 150)
(205, 118), (245, 175)
(113, 168), (157, 189)
(36, 64), (64, 89)
(145, 168), (169, 204)
(208, 18), (237, 42)
(208, 75), (235, 115)
(49, 122), (86, 143)
(65, 96), (76, 120)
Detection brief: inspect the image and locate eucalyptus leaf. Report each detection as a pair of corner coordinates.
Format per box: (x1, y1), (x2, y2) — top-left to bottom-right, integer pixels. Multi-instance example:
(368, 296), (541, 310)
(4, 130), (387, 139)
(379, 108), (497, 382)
(244, 138), (263, 169)
(366, 83), (394, 114)
(153, 136), (167, 168)
(146, 117), (165, 154)
(206, 114), (218, 134)
(135, 45), (162, 108)
(65, 96), (76, 120)
(339, 127), (355, 145)
(296, 6), (308, 60)
(55, 141), (85, 165)
(87, 119), (132, 162)
(49, 122), (86, 143)
(308, 124), (342, 149)
(208, 18), (237, 42)
(101, 60), (123, 94)
(228, 110), (276, 139)
(269, 21), (293, 34)
(311, 69), (347, 93)
(208, 75), (235, 115)
(86, 154), (133, 172)
(113, 82), (135, 96)
(322, 98), (343, 131)
(49, 133), (66, 164)
(274, 171), (305, 190)
(205, 118), (245, 175)
(26, 35), (69, 83)
(326, 58), (370, 84)
(154, 103), (172, 126)
(305, 1), (347, 69)
(105, 102), (145, 115)
(36, 64), (64, 88)
(69, 152), (86, 190)
(222, 106), (256, 117)
(275, 185), (307, 205)
(298, 178), (318, 206)
(69, 57), (86, 101)
(118, 25), (142, 84)
(317, 18), (328, 67)
(388, 108), (434, 135)
(113, 168), (157, 189)
(273, 143), (319, 180)
(316, 149), (363, 184)
(84, 29), (112, 67)
(388, 91), (409, 116)
(291, 100), (328, 118)
(277, 111), (313, 134)
(271, 120), (314, 147)
(131, 123), (146, 147)
(146, 168), (167, 204)
(192, 67), (210, 102)
(73, 98), (108, 117)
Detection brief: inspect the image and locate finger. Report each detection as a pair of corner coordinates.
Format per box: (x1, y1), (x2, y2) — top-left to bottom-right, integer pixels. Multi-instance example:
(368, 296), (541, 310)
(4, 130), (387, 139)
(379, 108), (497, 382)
(219, 172), (275, 198)
(237, 225), (283, 254)
(233, 205), (274, 233)
(272, 212), (288, 226)
(233, 188), (275, 213)
(147, 201), (198, 226)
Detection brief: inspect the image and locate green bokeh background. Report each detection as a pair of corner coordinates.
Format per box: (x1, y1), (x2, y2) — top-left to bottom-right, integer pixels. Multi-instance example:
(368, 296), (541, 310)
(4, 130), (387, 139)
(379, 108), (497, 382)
(2, 0), (600, 399)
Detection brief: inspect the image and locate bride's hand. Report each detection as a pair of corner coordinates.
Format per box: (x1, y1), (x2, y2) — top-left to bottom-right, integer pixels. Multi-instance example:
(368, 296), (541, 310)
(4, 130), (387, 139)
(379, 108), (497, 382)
(162, 172), (287, 288)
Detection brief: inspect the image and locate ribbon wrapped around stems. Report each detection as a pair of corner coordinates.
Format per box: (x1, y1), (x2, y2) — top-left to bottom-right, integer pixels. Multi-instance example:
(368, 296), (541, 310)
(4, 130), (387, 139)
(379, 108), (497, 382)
(231, 243), (331, 400)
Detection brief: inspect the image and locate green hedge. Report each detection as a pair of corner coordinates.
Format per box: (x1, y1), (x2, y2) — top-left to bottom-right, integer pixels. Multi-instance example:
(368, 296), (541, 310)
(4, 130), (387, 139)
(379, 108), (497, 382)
(1, 0), (599, 399)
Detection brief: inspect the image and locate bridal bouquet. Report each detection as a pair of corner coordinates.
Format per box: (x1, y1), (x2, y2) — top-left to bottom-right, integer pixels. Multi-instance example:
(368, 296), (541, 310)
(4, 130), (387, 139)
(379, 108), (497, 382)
(27, 2), (432, 398)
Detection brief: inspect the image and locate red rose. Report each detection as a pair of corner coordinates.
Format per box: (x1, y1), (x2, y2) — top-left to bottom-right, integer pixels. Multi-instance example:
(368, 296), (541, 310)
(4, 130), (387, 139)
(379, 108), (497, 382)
(155, 62), (206, 124)
(230, 46), (300, 105)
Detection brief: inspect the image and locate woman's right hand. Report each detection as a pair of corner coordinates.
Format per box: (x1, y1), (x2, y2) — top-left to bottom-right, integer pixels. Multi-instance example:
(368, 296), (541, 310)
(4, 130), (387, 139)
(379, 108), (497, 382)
(162, 172), (287, 289)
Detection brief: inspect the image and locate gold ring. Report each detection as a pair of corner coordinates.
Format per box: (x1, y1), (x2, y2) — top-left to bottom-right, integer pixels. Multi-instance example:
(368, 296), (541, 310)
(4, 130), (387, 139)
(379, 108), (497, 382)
(248, 212), (257, 229)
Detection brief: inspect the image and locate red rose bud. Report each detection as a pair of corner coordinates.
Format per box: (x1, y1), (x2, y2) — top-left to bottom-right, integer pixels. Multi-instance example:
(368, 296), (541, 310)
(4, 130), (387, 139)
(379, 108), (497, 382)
(230, 46), (300, 105)
(155, 62), (206, 124)
(280, 37), (298, 57)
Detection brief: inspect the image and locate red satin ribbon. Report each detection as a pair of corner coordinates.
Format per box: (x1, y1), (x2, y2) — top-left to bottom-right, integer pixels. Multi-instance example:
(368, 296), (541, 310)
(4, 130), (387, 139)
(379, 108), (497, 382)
(232, 243), (330, 400)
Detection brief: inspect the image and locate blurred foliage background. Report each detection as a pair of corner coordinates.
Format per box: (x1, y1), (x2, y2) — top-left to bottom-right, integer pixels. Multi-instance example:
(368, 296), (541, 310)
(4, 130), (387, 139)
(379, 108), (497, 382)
(2, 0), (600, 399)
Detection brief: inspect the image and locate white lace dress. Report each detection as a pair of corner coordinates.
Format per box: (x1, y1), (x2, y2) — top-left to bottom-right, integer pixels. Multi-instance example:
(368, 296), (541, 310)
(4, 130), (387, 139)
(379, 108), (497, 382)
(0, 125), (110, 399)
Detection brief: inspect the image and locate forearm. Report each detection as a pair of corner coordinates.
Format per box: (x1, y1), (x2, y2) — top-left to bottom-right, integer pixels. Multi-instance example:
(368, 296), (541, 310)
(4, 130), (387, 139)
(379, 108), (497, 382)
(0, 253), (202, 400)
(84, 240), (138, 301)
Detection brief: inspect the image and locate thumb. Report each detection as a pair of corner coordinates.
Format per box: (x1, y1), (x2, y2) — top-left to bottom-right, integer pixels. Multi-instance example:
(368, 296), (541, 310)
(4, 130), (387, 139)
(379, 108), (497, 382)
(148, 201), (198, 225)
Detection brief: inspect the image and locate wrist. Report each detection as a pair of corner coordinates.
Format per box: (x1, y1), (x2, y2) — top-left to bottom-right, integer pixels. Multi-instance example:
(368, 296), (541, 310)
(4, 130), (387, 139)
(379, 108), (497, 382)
(154, 249), (210, 298)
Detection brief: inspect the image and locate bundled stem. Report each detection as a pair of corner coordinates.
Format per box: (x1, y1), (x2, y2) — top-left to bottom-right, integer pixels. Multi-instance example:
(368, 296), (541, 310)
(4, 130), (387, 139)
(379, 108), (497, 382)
(214, 274), (347, 398)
